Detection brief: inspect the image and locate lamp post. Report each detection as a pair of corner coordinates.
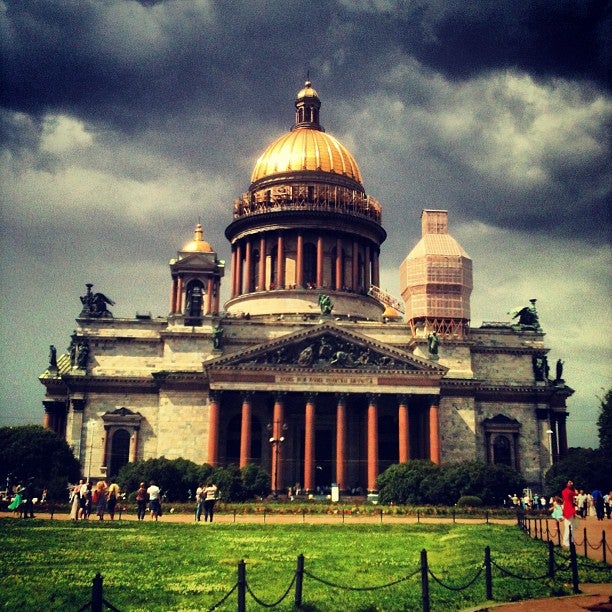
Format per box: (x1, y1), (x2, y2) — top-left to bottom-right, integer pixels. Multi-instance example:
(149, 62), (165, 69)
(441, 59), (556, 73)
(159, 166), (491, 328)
(87, 420), (96, 482)
(546, 428), (554, 467)
(268, 422), (287, 499)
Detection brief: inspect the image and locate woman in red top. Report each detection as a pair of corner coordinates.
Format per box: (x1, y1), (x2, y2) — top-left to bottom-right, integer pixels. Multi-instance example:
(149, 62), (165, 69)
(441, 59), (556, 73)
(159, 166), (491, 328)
(561, 480), (577, 547)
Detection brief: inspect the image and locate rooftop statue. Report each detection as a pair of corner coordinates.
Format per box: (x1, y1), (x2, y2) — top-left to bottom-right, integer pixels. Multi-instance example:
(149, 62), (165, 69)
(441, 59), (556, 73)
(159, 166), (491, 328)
(80, 283), (115, 318)
(318, 294), (333, 315)
(212, 324), (224, 349)
(427, 331), (440, 357)
(510, 299), (541, 331)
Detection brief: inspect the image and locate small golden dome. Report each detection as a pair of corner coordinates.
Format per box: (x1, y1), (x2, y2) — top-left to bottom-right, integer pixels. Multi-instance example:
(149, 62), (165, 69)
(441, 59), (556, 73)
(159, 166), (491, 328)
(182, 223), (213, 253)
(251, 127), (363, 184)
(296, 79), (318, 99)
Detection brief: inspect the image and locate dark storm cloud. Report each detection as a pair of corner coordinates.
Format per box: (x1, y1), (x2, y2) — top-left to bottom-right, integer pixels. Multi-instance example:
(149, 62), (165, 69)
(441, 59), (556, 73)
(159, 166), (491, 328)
(395, 0), (610, 89)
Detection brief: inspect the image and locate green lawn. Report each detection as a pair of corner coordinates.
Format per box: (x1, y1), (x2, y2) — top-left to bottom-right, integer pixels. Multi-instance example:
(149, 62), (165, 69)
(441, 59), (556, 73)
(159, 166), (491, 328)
(0, 519), (608, 611)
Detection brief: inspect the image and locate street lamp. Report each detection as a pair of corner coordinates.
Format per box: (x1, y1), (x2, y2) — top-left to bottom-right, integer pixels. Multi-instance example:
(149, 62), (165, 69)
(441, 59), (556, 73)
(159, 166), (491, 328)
(546, 429), (554, 467)
(87, 420), (96, 481)
(267, 422), (287, 499)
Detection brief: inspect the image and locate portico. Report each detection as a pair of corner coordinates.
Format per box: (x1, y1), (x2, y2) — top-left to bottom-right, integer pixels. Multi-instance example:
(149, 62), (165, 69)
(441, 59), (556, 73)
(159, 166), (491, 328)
(204, 323), (445, 493)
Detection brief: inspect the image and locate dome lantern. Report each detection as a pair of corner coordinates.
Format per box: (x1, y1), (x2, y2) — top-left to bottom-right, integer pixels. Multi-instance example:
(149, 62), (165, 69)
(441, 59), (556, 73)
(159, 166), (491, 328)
(294, 80), (322, 130)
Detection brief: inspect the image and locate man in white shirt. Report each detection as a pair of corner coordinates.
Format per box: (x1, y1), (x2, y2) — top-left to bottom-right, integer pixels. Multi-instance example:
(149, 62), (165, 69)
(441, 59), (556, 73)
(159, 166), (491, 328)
(147, 480), (161, 521)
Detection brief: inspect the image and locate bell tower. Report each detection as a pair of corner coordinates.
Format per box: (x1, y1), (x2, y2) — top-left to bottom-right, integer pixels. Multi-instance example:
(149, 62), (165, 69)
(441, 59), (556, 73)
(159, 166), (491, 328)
(169, 223), (225, 325)
(400, 210), (472, 338)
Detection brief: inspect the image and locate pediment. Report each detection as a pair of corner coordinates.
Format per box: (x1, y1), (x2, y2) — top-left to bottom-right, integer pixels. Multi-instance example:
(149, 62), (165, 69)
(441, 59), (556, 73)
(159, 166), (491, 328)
(172, 252), (218, 269)
(205, 323), (446, 374)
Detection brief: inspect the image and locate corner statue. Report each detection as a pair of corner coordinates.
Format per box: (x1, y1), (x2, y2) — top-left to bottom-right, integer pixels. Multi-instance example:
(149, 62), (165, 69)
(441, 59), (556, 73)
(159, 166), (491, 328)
(427, 331), (440, 359)
(212, 324), (224, 349)
(80, 283), (115, 318)
(509, 299), (541, 331)
(318, 294), (333, 315)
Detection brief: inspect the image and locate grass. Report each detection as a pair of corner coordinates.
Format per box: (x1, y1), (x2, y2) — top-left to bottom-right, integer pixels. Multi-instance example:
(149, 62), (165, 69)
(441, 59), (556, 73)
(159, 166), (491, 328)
(0, 519), (609, 611)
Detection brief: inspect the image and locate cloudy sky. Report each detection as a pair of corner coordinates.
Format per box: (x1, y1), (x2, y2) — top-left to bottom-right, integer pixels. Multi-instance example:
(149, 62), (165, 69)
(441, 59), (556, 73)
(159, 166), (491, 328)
(1, 0), (610, 448)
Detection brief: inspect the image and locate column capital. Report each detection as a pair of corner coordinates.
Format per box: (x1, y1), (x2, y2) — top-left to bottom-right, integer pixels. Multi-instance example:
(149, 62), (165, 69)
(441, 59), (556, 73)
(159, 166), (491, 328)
(396, 394), (410, 405)
(367, 393), (380, 404)
(209, 391), (223, 403)
(335, 392), (349, 403)
(241, 391), (255, 403)
(304, 392), (318, 403)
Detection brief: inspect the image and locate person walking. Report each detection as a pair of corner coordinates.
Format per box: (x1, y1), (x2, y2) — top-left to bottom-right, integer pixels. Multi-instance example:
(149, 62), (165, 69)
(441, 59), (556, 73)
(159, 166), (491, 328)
(195, 483), (204, 522)
(591, 488), (605, 520)
(561, 480), (578, 547)
(94, 480), (108, 520)
(135, 482), (147, 521)
(107, 482), (120, 520)
(147, 480), (161, 521)
(203, 482), (218, 523)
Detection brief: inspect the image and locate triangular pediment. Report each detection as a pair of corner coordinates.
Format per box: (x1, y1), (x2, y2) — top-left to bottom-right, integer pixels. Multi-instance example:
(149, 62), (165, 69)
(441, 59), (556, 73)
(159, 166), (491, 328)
(205, 323), (446, 374)
(171, 252), (219, 270)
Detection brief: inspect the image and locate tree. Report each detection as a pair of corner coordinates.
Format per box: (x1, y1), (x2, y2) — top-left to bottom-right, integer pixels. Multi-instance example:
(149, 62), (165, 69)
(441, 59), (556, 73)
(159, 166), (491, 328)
(377, 461), (440, 504)
(597, 388), (612, 456)
(545, 447), (610, 495)
(0, 425), (81, 502)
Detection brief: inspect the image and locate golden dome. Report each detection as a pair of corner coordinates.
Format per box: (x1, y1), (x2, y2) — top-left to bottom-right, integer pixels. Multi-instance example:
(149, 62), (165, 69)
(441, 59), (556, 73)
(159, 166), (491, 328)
(182, 223), (213, 253)
(250, 80), (363, 186)
(251, 127), (363, 184)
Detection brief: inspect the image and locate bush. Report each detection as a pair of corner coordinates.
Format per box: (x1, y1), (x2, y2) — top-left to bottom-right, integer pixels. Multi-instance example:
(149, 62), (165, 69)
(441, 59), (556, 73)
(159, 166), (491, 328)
(116, 458), (270, 502)
(377, 460), (525, 506)
(377, 461), (440, 504)
(457, 495), (482, 507)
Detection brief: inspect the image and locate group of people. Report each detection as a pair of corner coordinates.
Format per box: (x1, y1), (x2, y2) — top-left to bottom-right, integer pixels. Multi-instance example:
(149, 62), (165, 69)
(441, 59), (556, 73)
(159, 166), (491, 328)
(195, 482), (219, 522)
(550, 481), (612, 547)
(69, 479), (122, 521)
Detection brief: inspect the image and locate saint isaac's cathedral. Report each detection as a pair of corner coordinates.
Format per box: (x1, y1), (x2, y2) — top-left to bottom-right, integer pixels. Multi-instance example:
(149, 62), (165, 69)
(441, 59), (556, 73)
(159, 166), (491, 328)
(40, 81), (572, 492)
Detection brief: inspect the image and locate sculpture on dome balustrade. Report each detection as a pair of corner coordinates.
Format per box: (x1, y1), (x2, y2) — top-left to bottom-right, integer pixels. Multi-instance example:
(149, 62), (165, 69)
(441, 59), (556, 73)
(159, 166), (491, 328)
(79, 283), (115, 318)
(510, 298), (541, 331)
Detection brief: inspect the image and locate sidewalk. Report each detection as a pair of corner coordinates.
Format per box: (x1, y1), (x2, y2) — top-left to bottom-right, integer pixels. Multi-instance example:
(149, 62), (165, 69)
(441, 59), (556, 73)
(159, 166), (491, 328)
(468, 582), (612, 611)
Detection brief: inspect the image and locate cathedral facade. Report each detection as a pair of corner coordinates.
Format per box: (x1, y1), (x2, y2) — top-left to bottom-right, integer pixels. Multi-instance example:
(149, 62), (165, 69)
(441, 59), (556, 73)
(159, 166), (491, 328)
(40, 82), (572, 492)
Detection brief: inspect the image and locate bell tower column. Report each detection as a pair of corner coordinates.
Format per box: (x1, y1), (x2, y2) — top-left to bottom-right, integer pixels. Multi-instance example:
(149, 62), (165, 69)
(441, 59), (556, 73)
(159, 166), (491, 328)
(316, 236), (324, 287)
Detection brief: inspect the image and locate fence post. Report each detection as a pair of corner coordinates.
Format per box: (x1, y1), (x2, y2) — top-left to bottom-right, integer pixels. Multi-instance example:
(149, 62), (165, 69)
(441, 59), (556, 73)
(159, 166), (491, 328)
(539, 518), (543, 539)
(548, 541), (555, 579)
(583, 527), (588, 559)
(91, 573), (103, 612)
(603, 530), (607, 565)
(420, 549), (430, 612)
(294, 554), (304, 609)
(342, 508), (345, 524)
(557, 523), (561, 547)
(484, 546), (492, 601)
(545, 518), (550, 540)
(569, 541), (580, 594)
(233, 509), (236, 523)
(417, 509), (420, 524)
(380, 508), (383, 524)
(237, 559), (246, 612)
(452, 508), (455, 523)
(485, 510), (489, 525)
